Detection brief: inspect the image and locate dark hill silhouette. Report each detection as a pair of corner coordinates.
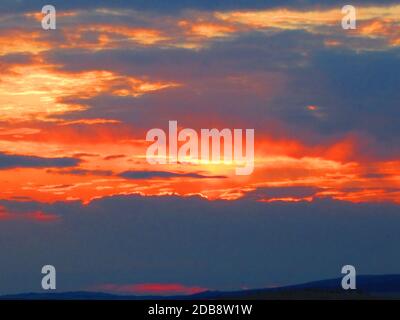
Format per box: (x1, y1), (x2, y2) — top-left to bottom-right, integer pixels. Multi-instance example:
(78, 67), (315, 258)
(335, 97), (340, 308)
(2, 275), (400, 300)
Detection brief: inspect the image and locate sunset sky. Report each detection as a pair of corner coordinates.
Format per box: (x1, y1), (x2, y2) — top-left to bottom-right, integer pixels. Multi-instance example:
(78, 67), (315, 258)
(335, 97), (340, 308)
(0, 0), (399, 295)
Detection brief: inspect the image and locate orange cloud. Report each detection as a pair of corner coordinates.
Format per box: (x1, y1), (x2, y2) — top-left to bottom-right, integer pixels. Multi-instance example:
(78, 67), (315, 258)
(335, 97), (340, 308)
(4, 4), (399, 57)
(61, 25), (169, 49)
(216, 8), (340, 31)
(179, 20), (237, 38)
(59, 119), (121, 126)
(0, 122), (398, 205)
(0, 5), (399, 206)
(358, 19), (400, 46)
(215, 5), (400, 47)
(0, 30), (51, 55)
(0, 64), (179, 122)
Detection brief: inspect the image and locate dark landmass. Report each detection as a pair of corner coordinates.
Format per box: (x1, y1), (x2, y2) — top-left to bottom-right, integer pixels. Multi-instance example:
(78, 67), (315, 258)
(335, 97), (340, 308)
(2, 275), (400, 300)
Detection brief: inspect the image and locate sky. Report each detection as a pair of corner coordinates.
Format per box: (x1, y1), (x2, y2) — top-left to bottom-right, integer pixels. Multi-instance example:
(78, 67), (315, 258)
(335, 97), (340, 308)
(0, 0), (399, 295)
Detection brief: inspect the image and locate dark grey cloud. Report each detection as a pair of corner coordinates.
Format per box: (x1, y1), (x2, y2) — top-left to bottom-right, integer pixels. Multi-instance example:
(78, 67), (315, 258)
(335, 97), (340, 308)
(0, 195), (399, 294)
(46, 31), (308, 132)
(243, 186), (321, 200)
(46, 168), (113, 176)
(0, 53), (37, 73)
(268, 47), (400, 157)
(103, 155), (126, 161)
(46, 30), (314, 78)
(0, 53), (34, 64)
(0, 152), (80, 169)
(119, 170), (226, 179)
